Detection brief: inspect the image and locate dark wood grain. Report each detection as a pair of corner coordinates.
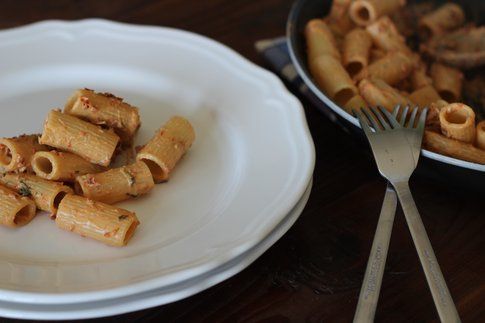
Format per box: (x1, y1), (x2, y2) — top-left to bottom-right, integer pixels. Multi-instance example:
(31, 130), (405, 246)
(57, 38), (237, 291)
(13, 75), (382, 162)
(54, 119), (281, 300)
(1, 1), (484, 322)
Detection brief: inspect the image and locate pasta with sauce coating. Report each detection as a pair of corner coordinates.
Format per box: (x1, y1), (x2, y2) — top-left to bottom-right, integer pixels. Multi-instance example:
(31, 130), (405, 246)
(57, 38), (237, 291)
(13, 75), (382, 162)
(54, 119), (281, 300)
(56, 194), (139, 247)
(137, 116), (195, 183)
(32, 150), (104, 182)
(430, 63), (463, 103)
(476, 121), (485, 151)
(0, 184), (36, 228)
(0, 173), (72, 215)
(349, 0), (406, 27)
(419, 3), (465, 40)
(356, 51), (414, 86)
(75, 161), (154, 204)
(39, 110), (120, 166)
(359, 78), (413, 111)
(64, 89), (140, 145)
(305, 19), (341, 62)
(310, 55), (358, 105)
(342, 28), (373, 78)
(424, 130), (485, 164)
(0, 134), (47, 173)
(439, 103), (475, 144)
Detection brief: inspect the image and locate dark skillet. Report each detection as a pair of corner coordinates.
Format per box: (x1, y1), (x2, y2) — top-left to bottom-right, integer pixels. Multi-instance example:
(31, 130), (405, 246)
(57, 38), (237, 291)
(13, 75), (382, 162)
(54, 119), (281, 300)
(286, 0), (485, 193)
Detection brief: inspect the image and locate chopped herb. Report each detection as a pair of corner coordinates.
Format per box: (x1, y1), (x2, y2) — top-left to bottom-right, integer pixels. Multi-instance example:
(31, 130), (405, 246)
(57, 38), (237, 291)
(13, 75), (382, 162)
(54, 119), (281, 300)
(118, 215), (129, 221)
(18, 181), (31, 197)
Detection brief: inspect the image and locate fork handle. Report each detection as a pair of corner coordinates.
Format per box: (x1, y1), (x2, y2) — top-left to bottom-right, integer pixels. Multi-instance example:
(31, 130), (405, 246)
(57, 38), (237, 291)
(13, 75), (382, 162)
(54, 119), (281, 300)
(393, 181), (461, 323)
(353, 183), (398, 323)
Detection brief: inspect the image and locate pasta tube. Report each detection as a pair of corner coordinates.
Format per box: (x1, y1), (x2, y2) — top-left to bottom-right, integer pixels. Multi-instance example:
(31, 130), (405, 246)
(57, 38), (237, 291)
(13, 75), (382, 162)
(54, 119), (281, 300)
(359, 78), (413, 112)
(419, 3), (465, 40)
(349, 0), (406, 26)
(0, 184), (36, 228)
(439, 103), (475, 144)
(0, 134), (47, 173)
(424, 130), (485, 165)
(408, 85), (441, 108)
(342, 28), (373, 77)
(358, 51), (414, 86)
(309, 55), (357, 105)
(366, 16), (411, 54)
(75, 161), (154, 204)
(477, 121), (485, 150)
(137, 116), (195, 183)
(343, 95), (368, 113)
(32, 150), (104, 182)
(305, 19), (341, 62)
(56, 194), (139, 247)
(410, 61), (433, 90)
(0, 173), (72, 215)
(39, 110), (120, 166)
(64, 89), (141, 145)
(369, 48), (386, 62)
(430, 63), (463, 103)
(326, 0), (355, 37)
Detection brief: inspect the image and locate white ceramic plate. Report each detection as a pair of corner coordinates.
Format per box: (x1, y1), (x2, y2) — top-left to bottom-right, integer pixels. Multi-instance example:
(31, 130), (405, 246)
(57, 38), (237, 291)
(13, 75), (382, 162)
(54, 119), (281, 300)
(0, 19), (315, 304)
(0, 180), (312, 320)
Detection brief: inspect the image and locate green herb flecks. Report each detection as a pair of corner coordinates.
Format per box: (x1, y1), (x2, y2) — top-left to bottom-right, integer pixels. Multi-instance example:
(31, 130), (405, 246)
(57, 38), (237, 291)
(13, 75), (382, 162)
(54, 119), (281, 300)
(18, 180), (32, 197)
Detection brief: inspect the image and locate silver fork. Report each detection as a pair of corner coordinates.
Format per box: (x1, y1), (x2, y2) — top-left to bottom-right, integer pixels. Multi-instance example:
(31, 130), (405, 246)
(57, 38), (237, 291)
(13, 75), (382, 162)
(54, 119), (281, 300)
(353, 106), (414, 323)
(355, 106), (460, 323)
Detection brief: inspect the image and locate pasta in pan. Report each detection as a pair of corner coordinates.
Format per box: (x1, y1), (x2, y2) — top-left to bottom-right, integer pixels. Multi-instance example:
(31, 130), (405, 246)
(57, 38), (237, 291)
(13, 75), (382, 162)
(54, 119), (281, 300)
(304, 0), (485, 164)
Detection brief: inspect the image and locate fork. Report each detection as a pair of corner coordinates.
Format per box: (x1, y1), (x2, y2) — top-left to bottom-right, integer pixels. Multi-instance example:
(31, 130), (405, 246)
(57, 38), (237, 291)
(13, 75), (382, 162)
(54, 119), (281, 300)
(355, 106), (461, 323)
(353, 106), (415, 323)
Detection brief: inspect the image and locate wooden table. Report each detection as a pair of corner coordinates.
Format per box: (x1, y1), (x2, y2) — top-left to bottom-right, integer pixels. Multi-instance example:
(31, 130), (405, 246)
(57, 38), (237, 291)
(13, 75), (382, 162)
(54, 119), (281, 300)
(1, 1), (483, 322)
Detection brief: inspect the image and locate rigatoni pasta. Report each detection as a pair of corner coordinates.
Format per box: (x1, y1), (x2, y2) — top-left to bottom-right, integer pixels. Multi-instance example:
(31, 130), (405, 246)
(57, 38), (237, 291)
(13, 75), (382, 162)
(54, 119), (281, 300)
(430, 63), (463, 103)
(64, 89), (141, 145)
(343, 94), (368, 113)
(359, 51), (415, 86)
(56, 194), (139, 247)
(418, 3), (465, 40)
(39, 110), (120, 166)
(31, 150), (104, 182)
(325, 0), (355, 37)
(0, 173), (72, 215)
(424, 130), (485, 164)
(439, 103), (476, 144)
(365, 16), (411, 54)
(477, 121), (485, 151)
(137, 116), (195, 183)
(342, 28), (373, 77)
(359, 78), (413, 111)
(349, 0), (405, 27)
(408, 85), (441, 108)
(75, 161), (154, 204)
(0, 184), (36, 228)
(310, 55), (358, 105)
(305, 19), (341, 63)
(0, 134), (47, 173)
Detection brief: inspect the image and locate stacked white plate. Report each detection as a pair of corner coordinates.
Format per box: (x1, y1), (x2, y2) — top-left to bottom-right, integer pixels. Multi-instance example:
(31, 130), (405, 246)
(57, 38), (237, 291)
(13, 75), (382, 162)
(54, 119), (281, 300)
(0, 20), (315, 320)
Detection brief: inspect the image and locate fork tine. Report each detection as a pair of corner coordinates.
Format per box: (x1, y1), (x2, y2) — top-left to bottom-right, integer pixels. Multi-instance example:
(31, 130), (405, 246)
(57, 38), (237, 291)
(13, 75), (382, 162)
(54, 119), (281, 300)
(361, 108), (381, 131)
(353, 109), (373, 135)
(378, 106), (400, 128)
(370, 106), (391, 130)
(399, 105), (410, 126)
(392, 104), (400, 119)
(417, 108), (428, 131)
(407, 106), (418, 128)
